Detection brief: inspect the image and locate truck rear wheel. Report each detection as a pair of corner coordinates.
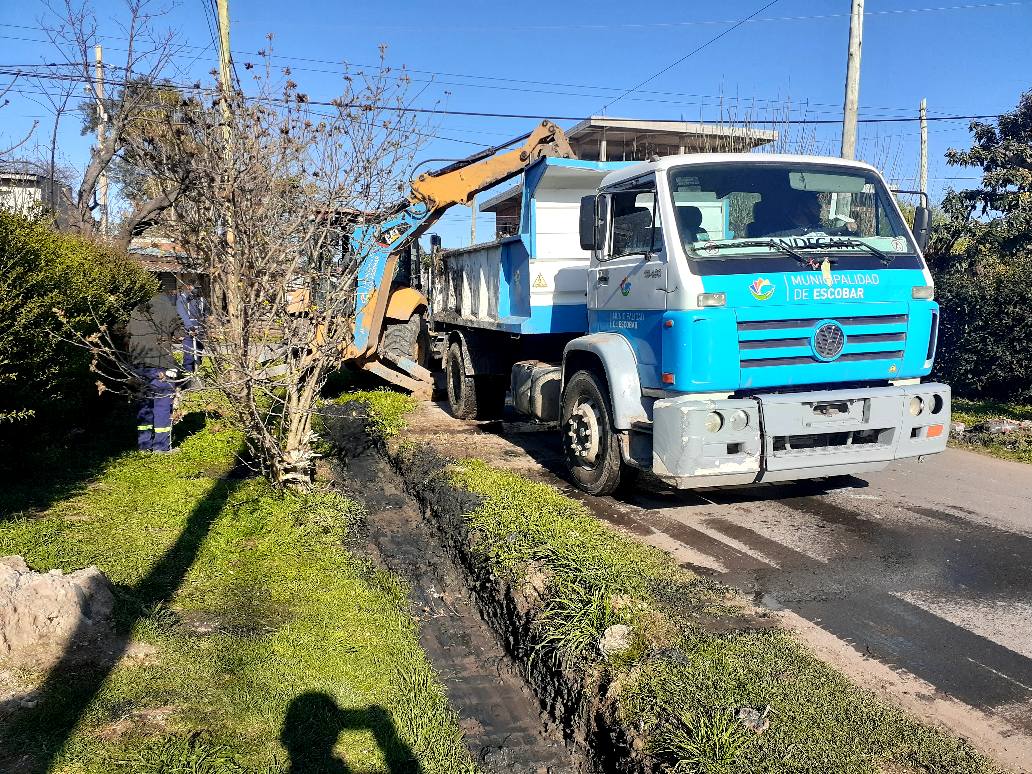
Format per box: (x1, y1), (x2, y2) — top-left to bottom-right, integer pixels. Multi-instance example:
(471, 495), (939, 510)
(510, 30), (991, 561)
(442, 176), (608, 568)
(560, 370), (624, 495)
(445, 341), (506, 420)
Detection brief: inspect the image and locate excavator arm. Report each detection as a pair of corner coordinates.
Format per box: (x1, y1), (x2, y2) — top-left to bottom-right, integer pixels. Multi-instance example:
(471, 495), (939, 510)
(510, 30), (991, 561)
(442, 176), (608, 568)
(409, 120), (574, 212)
(346, 120), (574, 394)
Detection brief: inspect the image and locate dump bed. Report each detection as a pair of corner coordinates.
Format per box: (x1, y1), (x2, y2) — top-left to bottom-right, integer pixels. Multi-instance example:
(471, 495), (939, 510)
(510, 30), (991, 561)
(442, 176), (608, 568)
(430, 157), (632, 334)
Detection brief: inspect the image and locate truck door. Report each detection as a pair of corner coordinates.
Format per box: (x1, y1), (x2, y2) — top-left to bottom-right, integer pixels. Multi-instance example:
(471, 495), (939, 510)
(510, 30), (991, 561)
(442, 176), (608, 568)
(589, 175), (668, 389)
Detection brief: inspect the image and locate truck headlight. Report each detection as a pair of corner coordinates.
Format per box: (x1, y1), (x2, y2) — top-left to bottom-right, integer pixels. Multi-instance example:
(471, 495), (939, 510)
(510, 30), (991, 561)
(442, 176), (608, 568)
(912, 285), (934, 300)
(729, 409), (749, 430)
(705, 412), (724, 433)
(909, 396), (924, 416)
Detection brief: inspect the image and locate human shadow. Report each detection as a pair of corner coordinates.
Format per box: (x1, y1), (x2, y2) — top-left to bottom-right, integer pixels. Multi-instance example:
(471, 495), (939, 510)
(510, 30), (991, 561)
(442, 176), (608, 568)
(0, 469), (242, 772)
(280, 692), (420, 774)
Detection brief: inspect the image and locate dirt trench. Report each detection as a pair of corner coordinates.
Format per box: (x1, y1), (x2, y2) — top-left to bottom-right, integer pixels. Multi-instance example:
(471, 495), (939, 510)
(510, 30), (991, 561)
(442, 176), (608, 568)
(324, 406), (576, 774)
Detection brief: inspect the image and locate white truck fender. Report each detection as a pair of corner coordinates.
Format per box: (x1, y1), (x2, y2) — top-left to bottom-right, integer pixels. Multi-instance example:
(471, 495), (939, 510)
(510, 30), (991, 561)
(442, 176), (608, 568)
(562, 334), (649, 430)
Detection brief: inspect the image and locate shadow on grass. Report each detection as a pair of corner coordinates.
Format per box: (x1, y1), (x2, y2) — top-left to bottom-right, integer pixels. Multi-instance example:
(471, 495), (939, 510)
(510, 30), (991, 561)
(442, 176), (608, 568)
(0, 407), (208, 522)
(321, 366), (389, 401)
(172, 410), (207, 447)
(0, 405), (138, 520)
(0, 467), (244, 773)
(281, 693), (419, 774)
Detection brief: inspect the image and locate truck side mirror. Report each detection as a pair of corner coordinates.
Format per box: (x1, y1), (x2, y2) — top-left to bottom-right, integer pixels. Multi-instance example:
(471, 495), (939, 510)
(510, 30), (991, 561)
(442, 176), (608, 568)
(579, 196), (597, 250)
(596, 195), (609, 252)
(579, 195), (609, 252)
(912, 205), (930, 252)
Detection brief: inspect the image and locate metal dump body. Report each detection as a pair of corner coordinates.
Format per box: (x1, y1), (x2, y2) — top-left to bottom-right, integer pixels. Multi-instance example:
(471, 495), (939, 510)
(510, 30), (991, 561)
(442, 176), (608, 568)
(431, 157), (631, 334)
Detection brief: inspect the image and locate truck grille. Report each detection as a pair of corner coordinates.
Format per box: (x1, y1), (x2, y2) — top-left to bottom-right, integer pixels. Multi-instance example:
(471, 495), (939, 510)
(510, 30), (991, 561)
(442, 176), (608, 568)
(738, 313), (907, 369)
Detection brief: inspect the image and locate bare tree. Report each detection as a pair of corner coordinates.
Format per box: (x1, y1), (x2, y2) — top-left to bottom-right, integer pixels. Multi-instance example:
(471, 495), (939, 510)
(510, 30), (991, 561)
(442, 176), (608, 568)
(0, 76), (40, 161)
(39, 0), (185, 242)
(138, 50), (425, 487)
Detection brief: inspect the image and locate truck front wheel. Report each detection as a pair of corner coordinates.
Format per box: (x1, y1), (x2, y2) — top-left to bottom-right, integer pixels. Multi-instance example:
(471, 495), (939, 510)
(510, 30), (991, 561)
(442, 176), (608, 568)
(560, 370), (624, 495)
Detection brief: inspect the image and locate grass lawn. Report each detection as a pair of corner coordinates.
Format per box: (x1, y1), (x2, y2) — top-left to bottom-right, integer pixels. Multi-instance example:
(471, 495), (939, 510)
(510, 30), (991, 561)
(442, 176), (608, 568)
(0, 393), (473, 773)
(444, 461), (996, 774)
(951, 397), (1032, 464)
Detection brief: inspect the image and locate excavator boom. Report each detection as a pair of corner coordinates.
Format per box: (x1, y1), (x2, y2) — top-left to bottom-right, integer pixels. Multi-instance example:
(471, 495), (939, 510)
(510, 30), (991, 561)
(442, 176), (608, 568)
(410, 121), (574, 212)
(347, 121), (575, 393)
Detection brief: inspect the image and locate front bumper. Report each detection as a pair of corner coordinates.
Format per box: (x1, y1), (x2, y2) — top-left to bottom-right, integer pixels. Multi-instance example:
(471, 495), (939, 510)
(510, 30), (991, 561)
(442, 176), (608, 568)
(650, 383), (951, 488)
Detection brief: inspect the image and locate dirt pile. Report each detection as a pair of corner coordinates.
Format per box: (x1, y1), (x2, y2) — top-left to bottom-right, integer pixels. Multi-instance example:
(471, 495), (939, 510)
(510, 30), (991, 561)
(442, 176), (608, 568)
(0, 556), (114, 668)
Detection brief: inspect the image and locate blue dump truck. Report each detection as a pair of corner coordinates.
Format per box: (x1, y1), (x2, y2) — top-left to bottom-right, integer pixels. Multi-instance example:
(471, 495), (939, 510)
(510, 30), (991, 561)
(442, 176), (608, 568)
(427, 153), (950, 495)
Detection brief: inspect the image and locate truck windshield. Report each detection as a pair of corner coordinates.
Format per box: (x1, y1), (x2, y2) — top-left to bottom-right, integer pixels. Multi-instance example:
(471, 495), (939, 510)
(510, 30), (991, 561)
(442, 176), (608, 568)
(667, 162), (915, 259)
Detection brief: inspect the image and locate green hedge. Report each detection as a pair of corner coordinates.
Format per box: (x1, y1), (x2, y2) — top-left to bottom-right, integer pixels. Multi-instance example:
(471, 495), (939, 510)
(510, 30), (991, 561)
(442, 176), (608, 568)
(930, 250), (1032, 402)
(0, 211), (155, 434)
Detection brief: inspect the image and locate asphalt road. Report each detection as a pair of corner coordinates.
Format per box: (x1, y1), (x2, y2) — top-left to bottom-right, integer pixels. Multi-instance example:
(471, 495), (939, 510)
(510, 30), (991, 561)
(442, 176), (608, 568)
(407, 402), (1032, 772)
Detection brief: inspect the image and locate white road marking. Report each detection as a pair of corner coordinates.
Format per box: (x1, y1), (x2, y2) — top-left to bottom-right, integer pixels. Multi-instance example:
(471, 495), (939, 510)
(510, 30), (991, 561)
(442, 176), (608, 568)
(966, 658), (1032, 694)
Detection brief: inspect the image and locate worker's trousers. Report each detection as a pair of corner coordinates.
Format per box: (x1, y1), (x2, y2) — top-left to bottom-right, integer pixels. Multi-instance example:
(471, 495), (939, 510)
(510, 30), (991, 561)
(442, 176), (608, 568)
(136, 367), (175, 452)
(183, 334), (203, 373)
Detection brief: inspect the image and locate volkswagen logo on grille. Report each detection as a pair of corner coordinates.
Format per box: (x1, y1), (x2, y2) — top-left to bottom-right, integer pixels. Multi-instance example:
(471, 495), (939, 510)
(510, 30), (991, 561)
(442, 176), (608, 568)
(812, 321), (846, 361)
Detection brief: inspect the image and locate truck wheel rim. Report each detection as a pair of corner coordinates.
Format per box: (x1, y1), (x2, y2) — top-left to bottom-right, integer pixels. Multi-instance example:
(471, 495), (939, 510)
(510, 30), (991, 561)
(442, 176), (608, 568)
(566, 401), (602, 466)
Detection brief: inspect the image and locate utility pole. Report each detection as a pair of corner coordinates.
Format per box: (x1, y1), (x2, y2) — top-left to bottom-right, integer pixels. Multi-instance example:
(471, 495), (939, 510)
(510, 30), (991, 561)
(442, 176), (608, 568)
(919, 98), (928, 195)
(840, 0), (864, 160)
(216, 0), (235, 255)
(470, 195), (477, 246)
(94, 44), (108, 235)
(216, 0), (233, 132)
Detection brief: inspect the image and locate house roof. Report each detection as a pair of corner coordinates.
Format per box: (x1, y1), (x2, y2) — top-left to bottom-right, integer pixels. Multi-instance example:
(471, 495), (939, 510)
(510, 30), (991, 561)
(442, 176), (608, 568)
(129, 238), (205, 275)
(565, 116), (778, 158)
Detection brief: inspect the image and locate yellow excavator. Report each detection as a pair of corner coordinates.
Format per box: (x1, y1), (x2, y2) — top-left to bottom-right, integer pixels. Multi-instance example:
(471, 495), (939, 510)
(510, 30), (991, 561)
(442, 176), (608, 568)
(344, 120), (574, 397)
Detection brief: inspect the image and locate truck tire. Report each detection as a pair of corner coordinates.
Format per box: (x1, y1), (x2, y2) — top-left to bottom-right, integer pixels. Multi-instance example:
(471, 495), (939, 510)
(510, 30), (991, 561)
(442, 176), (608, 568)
(446, 341), (506, 420)
(381, 312), (428, 369)
(560, 370), (624, 495)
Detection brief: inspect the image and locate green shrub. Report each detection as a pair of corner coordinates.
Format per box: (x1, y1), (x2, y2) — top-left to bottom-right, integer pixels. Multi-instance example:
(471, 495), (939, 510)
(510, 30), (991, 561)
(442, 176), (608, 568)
(930, 250), (1032, 401)
(0, 211), (155, 433)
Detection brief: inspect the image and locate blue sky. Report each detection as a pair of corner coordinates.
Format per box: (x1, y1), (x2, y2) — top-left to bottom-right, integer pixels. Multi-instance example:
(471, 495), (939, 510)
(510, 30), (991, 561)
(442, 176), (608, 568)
(2, 0), (1030, 247)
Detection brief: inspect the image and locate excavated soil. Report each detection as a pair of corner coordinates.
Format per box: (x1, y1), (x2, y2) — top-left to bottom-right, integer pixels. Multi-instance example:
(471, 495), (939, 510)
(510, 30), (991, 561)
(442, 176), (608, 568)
(323, 404), (575, 774)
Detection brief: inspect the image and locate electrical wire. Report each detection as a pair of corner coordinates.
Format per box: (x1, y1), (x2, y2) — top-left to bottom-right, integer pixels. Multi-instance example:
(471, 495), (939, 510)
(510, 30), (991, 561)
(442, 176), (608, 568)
(0, 15), (1003, 117)
(600, 0), (784, 113)
(1, 68), (1008, 127)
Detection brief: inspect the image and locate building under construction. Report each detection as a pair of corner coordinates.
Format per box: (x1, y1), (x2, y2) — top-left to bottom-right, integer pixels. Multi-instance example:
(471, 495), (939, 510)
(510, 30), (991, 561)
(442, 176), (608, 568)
(480, 117), (777, 239)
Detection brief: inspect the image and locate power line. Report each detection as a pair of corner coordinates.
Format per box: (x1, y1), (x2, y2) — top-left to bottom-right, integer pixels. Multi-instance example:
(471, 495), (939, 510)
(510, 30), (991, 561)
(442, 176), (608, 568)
(1, 68), (1008, 127)
(0, 23), (985, 116)
(600, 0), (784, 113)
(0, 82), (495, 148)
(198, 0), (220, 58)
(178, 1), (1032, 33)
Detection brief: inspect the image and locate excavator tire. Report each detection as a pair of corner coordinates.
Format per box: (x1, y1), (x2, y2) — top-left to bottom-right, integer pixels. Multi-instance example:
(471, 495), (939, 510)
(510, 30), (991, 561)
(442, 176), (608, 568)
(381, 313), (428, 369)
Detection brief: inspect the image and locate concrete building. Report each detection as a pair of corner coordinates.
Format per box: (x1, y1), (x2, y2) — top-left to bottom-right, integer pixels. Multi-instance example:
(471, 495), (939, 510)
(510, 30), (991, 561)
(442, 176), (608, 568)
(481, 117), (777, 239)
(0, 168), (74, 227)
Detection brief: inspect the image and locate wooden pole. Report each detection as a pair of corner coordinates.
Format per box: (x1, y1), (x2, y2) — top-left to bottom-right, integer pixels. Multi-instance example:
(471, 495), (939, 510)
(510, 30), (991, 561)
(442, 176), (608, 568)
(919, 98), (928, 195)
(216, 0), (233, 140)
(841, 0), (864, 159)
(94, 44), (108, 235)
(216, 0), (234, 251)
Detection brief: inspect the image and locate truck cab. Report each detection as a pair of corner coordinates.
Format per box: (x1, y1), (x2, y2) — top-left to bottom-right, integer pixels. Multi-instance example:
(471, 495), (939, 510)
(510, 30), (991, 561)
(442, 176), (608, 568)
(431, 153), (949, 495)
